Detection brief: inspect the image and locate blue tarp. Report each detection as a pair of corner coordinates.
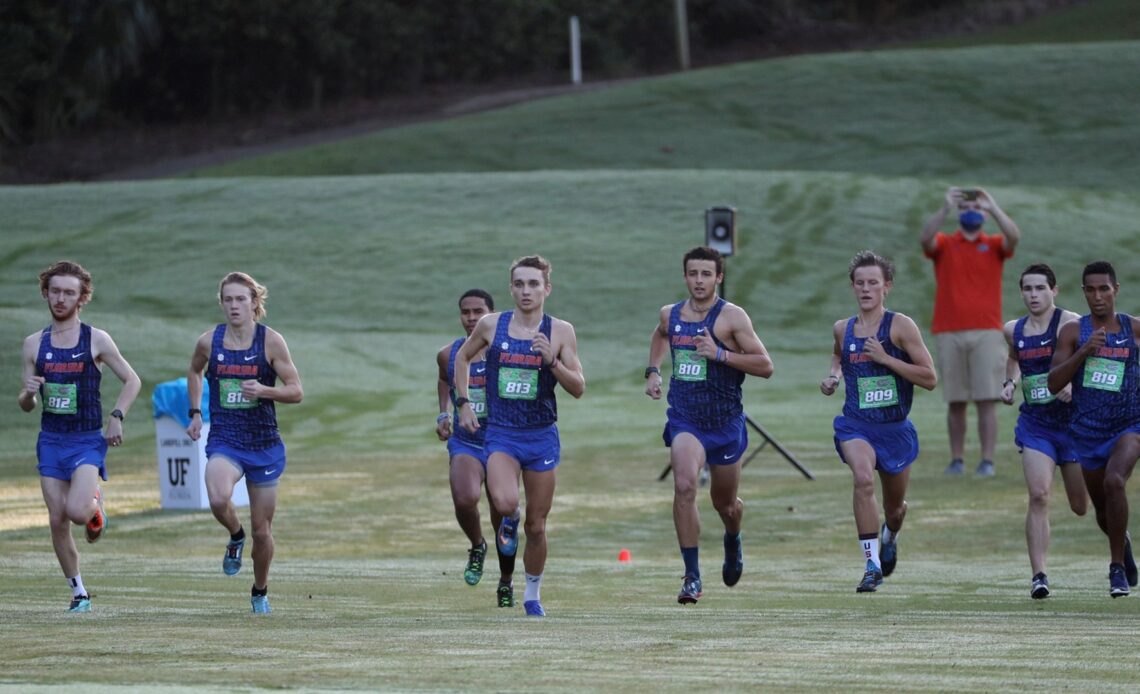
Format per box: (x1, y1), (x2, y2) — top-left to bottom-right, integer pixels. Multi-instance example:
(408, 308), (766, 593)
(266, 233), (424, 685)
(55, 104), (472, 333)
(152, 378), (210, 427)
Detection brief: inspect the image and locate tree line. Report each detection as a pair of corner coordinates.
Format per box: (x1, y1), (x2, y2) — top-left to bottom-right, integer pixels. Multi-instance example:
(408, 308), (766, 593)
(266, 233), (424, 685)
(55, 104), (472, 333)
(0, 0), (967, 146)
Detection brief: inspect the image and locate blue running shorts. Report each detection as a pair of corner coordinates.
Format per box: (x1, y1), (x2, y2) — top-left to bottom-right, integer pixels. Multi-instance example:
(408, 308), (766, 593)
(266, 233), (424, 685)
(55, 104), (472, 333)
(833, 415), (919, 476)
(1072, 422), (1140, 471)
(37, 430), (108, 482)
(663, 412), (748, 466)
(448, 437), (488, 467)
(1015, 415), (1078, 464)
(206, 441), (287, 487)
(484, 423), (560, 472)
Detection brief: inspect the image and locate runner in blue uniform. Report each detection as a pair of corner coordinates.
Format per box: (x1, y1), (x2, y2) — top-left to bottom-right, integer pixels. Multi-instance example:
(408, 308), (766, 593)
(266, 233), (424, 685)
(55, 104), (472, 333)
(645, 246), (774, 605)
(1048, 261), (1140, 598)
(820, 251), (936, 593)
(19, 260), (141, 612)
(187, 272), (303, 614)
(999, 263), (1086, 599)
(435, 289), (517, 607)
(454, 256), (585, 617)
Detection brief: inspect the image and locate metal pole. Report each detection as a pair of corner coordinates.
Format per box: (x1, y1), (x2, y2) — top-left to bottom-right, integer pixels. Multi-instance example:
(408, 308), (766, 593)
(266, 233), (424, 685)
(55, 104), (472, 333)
(674, 0), (690, 71)
(570, 16), (582, 85)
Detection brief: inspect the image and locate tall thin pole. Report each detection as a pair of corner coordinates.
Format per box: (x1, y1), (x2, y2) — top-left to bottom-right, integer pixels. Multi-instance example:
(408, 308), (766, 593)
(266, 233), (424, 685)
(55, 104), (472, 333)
(674, 0), (690, 71)
(569, 16), (582, 85)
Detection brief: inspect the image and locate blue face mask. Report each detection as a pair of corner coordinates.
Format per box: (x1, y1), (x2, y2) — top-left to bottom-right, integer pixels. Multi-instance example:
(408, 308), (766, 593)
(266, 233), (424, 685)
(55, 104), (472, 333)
(959, 210), (985, 232)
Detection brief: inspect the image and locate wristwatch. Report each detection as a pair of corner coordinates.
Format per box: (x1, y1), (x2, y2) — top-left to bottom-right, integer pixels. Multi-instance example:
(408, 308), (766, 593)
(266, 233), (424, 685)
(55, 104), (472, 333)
(644, 366), (660, 379)
(189, 408), (202, 419)
(455, 397), (471, 408)
(110, 409), (124, 421)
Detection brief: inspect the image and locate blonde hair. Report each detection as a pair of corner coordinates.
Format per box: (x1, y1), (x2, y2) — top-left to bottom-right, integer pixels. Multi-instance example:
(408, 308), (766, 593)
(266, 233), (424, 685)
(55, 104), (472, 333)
(510, 255), (552, 285)
(218, 271), (268, 320)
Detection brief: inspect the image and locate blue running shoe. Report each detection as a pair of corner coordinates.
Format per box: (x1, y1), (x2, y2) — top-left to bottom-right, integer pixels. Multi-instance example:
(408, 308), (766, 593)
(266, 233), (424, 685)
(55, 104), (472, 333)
(879, 522), (898, 578)
(856, 560), (884, 593)
(464, 540), (487, 586)
(497, 582), (515, 608)
(497, 514), (520, 557)
(722, 532), (743, 587)
(1109, 563), (1130, 598)
(1124, 533), (1138, 587)
(68, 595), (92, 613)
(223, 537), (244, 576)
(523, 600), (545, 617)
(677, 575), (703, 604)
(251, 594), (271, 614)
(1031, 572), (1050, 600)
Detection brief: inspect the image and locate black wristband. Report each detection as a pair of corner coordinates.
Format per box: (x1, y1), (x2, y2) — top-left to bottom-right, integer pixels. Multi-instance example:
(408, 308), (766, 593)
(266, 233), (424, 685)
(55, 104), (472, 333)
(644, 366), (660, 378)
(110, 409), (124, 421)
(1003, 379), (1015, 388)
(455, 397), (471, 408)
(189, 408), (202, 419)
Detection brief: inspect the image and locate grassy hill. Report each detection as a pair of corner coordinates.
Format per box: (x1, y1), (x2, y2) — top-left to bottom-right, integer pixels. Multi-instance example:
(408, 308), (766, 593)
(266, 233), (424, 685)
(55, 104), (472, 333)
(188, 41), (1140, 193)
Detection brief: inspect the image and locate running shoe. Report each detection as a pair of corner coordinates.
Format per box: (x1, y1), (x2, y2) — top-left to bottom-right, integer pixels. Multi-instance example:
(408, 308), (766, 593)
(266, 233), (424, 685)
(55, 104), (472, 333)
(722, 532), (743, 587)
(975, 460), (995, 478)
(251, 594), (271, 614)
(1124, 533), (1138, 587)
(223, 536), (245, 576)
(497, 514), (520, 557)
(856, 560), (884, 593)
(1031, 572), (1050, 600)
(68, 595), (92, 613)
(523, 600), (545, 617)
(677, 575), (703, 604)
(944, 459), (964, 476)
(879, 522), (898, 577)
(464, 540), (487, 586)
(85, 487), (106, 543)
(497, 582), (515, 608)
(1109, 563), (1130, 598)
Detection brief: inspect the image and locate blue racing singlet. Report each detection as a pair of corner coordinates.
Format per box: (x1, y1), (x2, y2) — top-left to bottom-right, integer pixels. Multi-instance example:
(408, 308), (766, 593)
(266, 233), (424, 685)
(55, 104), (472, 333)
(485, 312), (557, 429)
(840, 311), (914, 423)
(447, 337), (487, 445)
(206, 323), (281, 450)
(1013, 308), (1071, 430)
(36, 323), (102, 433)
(666, 299), (744, 430)
(1071, 313), (1140, 439)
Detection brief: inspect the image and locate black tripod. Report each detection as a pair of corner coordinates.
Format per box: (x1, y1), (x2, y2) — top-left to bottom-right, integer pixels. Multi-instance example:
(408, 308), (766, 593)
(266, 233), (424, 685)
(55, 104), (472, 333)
(657, 269), (814, 481)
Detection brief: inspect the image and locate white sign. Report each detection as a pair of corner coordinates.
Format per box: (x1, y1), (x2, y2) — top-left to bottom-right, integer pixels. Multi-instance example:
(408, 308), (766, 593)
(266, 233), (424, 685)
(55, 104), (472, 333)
(155, 416), (249, 510)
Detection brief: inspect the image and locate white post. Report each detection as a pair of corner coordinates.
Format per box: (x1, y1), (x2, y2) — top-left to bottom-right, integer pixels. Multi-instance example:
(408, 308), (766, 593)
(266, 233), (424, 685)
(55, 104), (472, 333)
(674, 0), (690, 71)
(569, 15), (582, 85)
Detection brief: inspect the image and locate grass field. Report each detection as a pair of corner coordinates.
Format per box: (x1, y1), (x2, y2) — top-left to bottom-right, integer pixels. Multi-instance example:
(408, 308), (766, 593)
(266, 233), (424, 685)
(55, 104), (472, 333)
(3, 4), (1140, 691)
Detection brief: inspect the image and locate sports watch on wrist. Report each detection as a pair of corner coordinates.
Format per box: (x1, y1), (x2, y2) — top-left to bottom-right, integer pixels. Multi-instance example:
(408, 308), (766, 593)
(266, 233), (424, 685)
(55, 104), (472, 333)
(644, 366), (660, 378)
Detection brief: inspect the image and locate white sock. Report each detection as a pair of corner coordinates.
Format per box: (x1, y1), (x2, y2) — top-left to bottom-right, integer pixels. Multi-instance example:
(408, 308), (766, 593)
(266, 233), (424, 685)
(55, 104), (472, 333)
(524, 572), (542, 602)
(861, 538), (881, 570)
(882, 525), (898, 546)
(67, 575), (87, 598)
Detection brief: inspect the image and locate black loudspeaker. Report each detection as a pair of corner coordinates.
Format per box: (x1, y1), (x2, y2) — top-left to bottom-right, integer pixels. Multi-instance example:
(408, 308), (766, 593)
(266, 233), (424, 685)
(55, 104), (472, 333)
(705, 206), (736, 257)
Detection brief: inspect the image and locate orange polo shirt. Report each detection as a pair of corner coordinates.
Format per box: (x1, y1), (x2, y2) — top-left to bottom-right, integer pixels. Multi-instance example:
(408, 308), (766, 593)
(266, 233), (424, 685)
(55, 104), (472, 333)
(925, 230), (1013, 333)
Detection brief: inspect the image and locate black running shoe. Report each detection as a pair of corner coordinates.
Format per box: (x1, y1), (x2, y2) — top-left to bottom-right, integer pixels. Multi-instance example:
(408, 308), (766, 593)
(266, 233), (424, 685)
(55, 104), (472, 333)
(497, 582), (515, 608)
(1031, 572), (1050, 600)
(722, 532), (743, 587)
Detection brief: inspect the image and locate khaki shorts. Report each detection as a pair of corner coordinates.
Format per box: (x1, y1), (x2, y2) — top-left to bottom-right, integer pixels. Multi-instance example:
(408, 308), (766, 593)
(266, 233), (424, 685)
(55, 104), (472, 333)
(935, 329), (1007, 403)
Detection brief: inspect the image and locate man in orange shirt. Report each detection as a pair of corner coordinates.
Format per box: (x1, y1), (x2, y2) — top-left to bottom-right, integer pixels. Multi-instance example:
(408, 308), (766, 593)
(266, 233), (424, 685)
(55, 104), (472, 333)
(921, 187), (1020, 477)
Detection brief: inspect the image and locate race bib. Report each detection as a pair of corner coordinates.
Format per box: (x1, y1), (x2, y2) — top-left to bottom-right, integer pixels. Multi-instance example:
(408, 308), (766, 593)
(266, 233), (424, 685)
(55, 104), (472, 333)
(219, 378), (258, 409)
(468, 387), (487, 416)
(857, 375), (898, 409)
(1083, 357), (1124, 392)
(498, 368), (538, 400)
(674, 350), (707, 382)
(1022, 373), (1055, 405)
(44, 382), (78, 415)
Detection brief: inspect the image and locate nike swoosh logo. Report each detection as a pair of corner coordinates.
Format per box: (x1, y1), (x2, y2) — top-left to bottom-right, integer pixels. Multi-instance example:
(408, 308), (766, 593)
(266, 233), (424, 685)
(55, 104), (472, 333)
(1039, 339), (1051, 345)
(724, 453), (735, 460)
(476, 367), (485, 373)
(543, 459), (555, 466)
(264, 468), (275, 476)
(243, 355), (257, 361)
(72, 352), (86, 358)
(1114, 338), (1130, 345)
